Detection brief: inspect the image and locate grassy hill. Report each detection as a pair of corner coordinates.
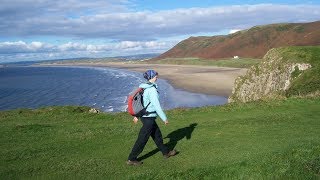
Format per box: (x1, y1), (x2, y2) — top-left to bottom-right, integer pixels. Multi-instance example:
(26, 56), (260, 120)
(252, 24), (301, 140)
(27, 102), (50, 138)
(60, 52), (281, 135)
(275, 46), (320, 97)
(229, 46), (320, 103)
(154, 21), (320, 60)
(1, 97), (320, 179)
(144, 57), (261, 68)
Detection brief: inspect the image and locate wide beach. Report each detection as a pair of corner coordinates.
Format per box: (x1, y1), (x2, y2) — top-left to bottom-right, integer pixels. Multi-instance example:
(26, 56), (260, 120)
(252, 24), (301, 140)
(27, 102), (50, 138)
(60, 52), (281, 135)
(47, 62), (247, 97)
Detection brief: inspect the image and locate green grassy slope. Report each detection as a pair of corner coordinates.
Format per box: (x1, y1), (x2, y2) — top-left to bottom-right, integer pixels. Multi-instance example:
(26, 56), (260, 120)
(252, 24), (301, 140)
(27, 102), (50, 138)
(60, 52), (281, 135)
(276, 46), (320, 96)
(229, 46), (320, 103)
(145, 57), (261, 68)
(1, 97), (320, 179)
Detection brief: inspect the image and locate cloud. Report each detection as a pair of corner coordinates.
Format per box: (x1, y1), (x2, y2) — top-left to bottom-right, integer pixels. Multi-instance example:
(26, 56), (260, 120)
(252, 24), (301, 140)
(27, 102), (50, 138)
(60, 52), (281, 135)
(229, 29), (242, 34)
(116, 41), (167, 49)
(1, 2), (320, 62)
(0, 40), (170, 53)
(0, 3), (319, 41)
(0, 40), (174, 62)
(0, 0), (131, 17)
(0, 41), (54, 53)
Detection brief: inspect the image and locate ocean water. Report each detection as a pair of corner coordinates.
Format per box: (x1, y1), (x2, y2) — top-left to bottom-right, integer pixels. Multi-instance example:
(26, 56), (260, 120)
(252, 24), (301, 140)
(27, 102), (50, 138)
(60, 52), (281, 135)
(0, 66), (227, 112)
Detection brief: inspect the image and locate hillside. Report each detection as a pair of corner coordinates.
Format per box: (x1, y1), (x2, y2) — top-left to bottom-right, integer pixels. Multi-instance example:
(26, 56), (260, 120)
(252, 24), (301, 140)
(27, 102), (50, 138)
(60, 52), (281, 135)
(229, 46), (320, 103)
(1, 98), (320, 179)
(155, 21), (320, 60)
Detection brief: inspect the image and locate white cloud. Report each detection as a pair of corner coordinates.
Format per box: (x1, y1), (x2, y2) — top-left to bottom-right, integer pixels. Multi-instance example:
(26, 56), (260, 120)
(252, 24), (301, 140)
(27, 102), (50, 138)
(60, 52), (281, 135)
(229, 29), (242, 34)
(30, 42), (43, 48)
(58, 42), (87, 51)
(0, 41), (54, 53)
(0, 40), (174, 62)
(0, 0), (130, 16)
(1, 2), (320, 62)
(115, 41), (167, 50)
(0, 3), (319, 41)
(0, 40), (171, 53)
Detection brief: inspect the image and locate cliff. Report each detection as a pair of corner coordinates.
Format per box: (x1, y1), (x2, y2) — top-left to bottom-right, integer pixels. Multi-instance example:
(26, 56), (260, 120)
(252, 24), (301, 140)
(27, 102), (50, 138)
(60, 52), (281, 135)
(229, 46), (320, 103)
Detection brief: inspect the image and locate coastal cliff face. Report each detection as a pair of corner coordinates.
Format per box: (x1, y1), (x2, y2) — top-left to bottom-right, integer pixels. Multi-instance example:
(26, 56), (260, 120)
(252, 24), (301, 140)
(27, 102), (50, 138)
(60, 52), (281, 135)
(228, 47), (320, 103)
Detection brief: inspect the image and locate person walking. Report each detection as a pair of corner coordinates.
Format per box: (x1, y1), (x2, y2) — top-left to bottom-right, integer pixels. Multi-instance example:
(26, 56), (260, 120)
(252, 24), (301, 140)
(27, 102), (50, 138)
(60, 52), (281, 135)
(127, 70), (176, 166)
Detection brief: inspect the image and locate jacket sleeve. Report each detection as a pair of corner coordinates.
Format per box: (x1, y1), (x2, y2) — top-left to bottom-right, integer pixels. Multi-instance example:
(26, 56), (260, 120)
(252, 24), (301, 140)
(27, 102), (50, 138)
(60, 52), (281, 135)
(149, 87), (167, 121)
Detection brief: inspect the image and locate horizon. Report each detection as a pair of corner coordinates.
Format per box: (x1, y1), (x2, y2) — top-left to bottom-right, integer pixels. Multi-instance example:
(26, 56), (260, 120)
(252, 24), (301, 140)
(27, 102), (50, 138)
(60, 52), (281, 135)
(1, 52), (162, 65)
(0, 0), (320, 63)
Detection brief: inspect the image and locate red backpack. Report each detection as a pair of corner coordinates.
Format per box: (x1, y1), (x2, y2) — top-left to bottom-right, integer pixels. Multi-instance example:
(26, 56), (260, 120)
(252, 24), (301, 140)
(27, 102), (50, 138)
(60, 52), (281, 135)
(127, 86), (155, 117)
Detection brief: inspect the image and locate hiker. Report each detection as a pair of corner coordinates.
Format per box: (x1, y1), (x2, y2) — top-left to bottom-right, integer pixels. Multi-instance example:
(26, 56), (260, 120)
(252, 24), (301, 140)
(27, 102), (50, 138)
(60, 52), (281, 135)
(127, 69), (176, 166)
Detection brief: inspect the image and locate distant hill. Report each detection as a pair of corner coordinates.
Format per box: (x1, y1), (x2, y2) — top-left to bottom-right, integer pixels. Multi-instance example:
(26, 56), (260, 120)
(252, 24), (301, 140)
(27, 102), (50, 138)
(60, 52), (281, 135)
(155, 21), (320, 60)
(1, 53), (161, 66)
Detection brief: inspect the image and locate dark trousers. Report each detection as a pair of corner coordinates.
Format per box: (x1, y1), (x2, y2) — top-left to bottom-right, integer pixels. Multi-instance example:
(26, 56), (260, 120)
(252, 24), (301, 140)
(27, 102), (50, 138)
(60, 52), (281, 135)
(128, 117), (169, 161)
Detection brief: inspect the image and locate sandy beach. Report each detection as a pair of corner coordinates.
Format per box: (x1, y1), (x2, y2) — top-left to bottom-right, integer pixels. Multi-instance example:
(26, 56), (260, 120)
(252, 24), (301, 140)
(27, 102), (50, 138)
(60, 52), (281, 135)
(46, 62), (247, 97)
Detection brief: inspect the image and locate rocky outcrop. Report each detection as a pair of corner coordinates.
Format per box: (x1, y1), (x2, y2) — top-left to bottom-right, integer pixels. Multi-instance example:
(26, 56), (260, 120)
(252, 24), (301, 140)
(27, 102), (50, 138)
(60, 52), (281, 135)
(89, 108), (101, 113)
(228, 48), (312, 103)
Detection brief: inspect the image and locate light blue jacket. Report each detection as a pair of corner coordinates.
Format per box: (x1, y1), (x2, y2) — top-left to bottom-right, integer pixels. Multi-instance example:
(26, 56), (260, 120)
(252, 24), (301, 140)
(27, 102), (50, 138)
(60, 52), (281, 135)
(139, 82), (167, 121)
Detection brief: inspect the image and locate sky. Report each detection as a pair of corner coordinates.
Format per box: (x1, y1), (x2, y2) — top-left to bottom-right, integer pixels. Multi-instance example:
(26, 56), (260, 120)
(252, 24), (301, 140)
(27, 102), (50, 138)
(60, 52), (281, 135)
(0, 0), (319, 63)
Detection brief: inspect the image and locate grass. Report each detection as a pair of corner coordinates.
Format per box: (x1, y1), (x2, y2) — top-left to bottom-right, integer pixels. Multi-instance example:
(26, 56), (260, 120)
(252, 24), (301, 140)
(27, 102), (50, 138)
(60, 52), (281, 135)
(146, 57), (261, 68)
(38, 55), (261, 69)
(229, 46), (320, 103)
(1, 97), (320, 179)
(281, 46), (320, 96)
(264, 46), (320, 97)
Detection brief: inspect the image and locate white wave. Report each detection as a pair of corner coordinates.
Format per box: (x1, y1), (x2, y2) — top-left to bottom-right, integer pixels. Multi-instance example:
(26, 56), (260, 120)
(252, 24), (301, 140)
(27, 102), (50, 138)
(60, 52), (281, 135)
(121, 96), (127, 103)
(104, 68), (142, 79)
(120, 105), (128, 112)
(108, 96), (128, 102)
(106, 106), (114, 112)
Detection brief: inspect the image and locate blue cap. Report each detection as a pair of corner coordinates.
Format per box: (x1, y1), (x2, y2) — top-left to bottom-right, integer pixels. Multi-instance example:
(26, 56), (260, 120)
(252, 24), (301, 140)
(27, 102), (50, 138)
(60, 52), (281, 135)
(143, 70), (158, 80)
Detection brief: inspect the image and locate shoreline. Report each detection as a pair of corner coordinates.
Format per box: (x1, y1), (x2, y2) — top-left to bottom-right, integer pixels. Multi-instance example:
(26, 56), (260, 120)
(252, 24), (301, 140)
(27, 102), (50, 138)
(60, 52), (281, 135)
(38, 62), (247, 97)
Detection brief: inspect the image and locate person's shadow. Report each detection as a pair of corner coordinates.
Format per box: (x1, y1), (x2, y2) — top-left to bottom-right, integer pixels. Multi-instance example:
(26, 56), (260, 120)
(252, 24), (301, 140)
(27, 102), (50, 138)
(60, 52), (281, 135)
(138, 123), (197, 161)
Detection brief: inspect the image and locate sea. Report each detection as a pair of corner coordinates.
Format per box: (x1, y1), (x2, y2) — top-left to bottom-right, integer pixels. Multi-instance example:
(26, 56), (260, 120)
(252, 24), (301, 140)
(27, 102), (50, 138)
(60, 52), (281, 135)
(0, 66), (227, 112)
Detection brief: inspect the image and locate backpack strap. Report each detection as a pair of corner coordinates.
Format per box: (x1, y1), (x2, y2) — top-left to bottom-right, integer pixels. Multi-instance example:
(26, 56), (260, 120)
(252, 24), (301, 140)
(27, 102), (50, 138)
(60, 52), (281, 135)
(142, 83), (157, 115)
(146, 82), (159, 93)
(144, 102), (156, 115)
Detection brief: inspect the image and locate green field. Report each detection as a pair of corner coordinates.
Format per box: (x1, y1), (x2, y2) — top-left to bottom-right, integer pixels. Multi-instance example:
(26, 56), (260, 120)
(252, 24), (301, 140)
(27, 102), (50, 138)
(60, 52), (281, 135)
(1, 97), (320, 179)
(276, 46), (320, 97)
(146, 57), (261, 68)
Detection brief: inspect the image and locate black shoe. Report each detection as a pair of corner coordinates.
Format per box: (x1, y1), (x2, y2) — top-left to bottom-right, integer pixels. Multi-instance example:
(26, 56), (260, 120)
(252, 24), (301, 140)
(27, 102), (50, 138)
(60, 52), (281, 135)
(163, 149), (177, 159)
(126, 160), (142, 166)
